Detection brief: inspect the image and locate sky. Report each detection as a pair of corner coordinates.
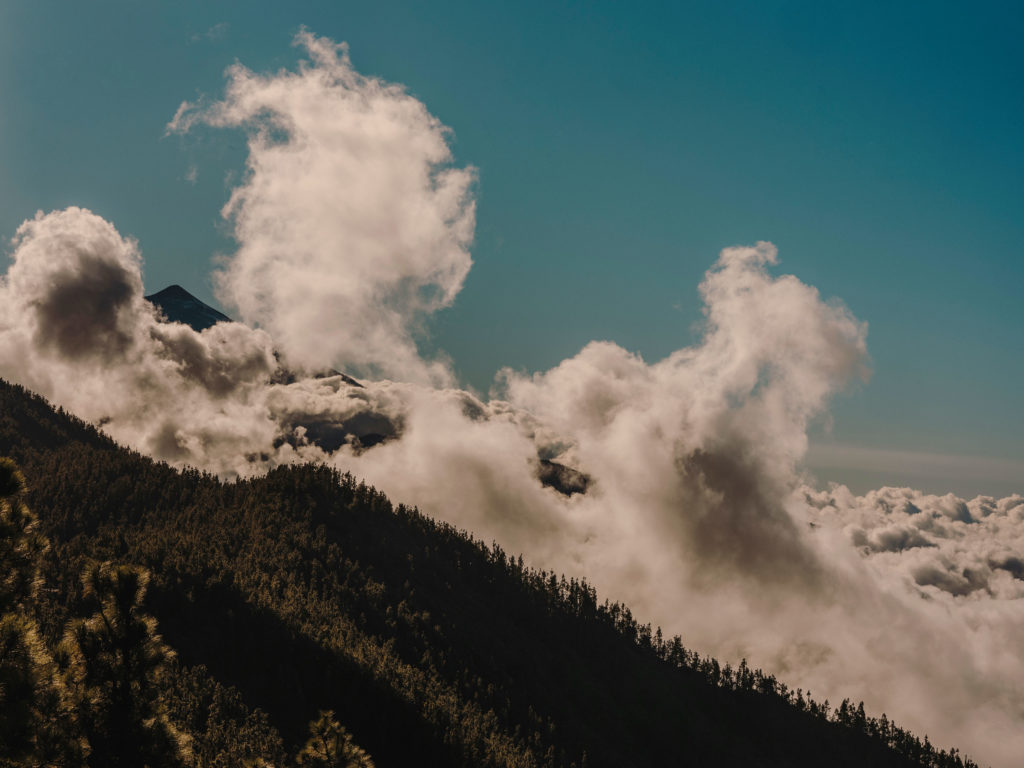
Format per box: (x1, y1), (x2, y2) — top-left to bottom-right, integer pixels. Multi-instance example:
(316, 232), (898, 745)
(1, 0), (1022, 497)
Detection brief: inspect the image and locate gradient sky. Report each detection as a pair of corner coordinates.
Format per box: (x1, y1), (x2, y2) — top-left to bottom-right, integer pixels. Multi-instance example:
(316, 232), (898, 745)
(1, 0), (1021, 496)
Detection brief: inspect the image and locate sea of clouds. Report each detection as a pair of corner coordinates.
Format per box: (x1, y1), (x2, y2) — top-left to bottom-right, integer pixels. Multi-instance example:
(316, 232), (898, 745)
(1, 31), (1021, 767)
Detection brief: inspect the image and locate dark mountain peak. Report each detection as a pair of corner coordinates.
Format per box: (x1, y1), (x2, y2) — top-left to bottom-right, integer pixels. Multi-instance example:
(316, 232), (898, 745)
(148, 284), (192, 299)
(145, 284), (231, 332)
(145, 284), (365, 390)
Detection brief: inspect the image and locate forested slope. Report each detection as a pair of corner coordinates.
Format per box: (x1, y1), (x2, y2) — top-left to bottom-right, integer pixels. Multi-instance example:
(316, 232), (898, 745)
(0, 379), (980, 767)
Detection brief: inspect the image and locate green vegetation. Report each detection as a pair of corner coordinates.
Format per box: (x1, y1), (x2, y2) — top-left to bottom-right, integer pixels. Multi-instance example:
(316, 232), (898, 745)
(0, 378), (981, 767)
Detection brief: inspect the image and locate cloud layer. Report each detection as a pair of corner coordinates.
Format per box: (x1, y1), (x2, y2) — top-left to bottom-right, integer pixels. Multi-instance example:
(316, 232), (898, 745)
(2, 33), (1021, 767)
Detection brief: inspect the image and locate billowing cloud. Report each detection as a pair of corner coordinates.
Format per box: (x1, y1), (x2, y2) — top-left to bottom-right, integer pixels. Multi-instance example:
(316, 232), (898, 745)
(495, 242), (869, 591)
(168, 30), (476, 386)
(1, 33), (1022, 767)
(0, 207), (286, 474)
(5, 207), (146, 365)
(807, 485), (1024, 599)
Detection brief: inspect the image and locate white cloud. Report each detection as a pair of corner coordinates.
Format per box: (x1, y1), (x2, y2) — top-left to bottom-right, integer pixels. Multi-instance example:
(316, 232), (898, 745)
(168, 30), (476, 386)
(0, 207), (289, 476)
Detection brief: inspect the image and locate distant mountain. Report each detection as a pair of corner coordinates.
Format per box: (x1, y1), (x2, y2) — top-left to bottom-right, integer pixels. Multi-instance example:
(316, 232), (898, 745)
(145, 284), (231, 331)
(0, 378), (981, 768)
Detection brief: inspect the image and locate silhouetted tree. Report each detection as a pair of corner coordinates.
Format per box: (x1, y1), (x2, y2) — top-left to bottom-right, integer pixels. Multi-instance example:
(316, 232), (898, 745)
(296, 710), (374, 768)
(0, 457), (85, 765)
(61, 561), (189, 768)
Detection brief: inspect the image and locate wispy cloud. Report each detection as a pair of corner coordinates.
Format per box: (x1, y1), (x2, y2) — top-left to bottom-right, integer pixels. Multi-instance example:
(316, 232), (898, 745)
(188, 22), (229, 45)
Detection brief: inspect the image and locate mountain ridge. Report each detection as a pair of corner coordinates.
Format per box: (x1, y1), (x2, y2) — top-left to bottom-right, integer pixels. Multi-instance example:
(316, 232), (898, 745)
(0, 380), (982, 767)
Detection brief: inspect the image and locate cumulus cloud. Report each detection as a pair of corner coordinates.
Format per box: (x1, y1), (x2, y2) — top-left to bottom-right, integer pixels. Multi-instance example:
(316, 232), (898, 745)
(807, 485), (1024, 599)
(168, 30), (476, 385)
(496, 242), (869, 592)
(2, 33), (1023, 767)
(0, 207), (287, 475)
(5, 208), (146, 364)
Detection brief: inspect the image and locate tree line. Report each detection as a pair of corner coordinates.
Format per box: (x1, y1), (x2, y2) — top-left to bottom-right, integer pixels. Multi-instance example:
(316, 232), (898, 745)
(0, 378), (985, 767)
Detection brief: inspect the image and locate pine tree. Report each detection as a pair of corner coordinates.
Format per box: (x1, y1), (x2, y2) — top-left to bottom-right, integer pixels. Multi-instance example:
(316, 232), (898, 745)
(0, 457), (86, 765)
(61, 561), (190, 768)
(295, 710), (374, 768)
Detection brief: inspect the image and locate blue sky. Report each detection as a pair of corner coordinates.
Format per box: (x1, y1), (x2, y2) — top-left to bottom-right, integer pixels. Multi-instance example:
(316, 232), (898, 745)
(1, 0), (1021, 496)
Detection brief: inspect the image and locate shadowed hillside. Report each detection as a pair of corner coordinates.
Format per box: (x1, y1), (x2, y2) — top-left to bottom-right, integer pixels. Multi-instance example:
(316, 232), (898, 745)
(0, 378), (980, 767)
